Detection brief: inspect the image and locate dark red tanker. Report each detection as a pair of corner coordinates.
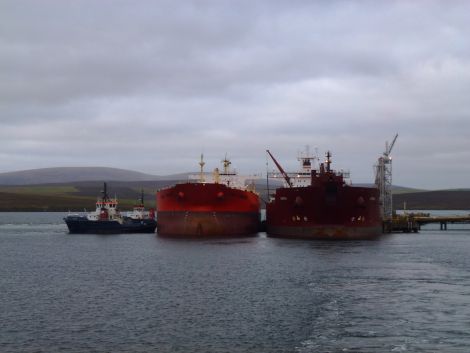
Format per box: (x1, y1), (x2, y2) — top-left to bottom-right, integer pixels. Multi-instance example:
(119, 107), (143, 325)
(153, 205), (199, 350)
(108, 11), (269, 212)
(266, 150), (382, 240)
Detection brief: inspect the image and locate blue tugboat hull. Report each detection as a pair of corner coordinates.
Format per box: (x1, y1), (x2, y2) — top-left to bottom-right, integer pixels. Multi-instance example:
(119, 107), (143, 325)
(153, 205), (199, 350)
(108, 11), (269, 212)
(64, 216), (157, 234)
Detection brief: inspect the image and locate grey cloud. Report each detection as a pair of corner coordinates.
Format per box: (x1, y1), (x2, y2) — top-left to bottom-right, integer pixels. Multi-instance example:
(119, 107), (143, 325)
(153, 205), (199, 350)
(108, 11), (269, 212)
(1, 0), (470, 188)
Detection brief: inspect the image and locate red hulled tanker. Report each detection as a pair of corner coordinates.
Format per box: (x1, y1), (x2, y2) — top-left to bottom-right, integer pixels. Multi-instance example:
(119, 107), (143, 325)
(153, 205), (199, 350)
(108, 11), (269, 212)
(156, 156), (260, 236)
(266, 149), (382, 240)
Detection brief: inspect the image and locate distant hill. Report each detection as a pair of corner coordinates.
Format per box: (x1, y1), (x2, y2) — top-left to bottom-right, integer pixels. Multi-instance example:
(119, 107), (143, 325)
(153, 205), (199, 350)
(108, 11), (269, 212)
(0, 167), (165, 185)
(350, 184), (425, 193)
(392, 185), (426, 194)
(394, 190), (470, 210)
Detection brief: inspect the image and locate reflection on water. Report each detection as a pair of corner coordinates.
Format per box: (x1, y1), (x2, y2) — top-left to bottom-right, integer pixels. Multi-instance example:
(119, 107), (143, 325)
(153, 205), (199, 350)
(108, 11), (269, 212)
(1, 212), (470, 352)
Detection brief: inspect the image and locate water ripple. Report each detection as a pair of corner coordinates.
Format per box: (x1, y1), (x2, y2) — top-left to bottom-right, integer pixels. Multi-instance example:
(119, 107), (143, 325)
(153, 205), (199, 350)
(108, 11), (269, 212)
(1, 213), (470, 352)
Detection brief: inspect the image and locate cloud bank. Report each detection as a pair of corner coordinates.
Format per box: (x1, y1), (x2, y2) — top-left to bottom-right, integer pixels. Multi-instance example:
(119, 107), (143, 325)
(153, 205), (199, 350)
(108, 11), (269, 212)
(1, 0), (470, 189)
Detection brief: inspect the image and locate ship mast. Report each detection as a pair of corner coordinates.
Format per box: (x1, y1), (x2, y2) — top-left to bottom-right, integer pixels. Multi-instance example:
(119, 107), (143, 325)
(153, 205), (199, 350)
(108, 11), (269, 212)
(199, 153), (205, 183)
(140, 188), (144, 205)
(101, 182), (109, 201)
(266, 150), (293, 187)
(325, 151), (332, 172)
(222, 154), (231, 174)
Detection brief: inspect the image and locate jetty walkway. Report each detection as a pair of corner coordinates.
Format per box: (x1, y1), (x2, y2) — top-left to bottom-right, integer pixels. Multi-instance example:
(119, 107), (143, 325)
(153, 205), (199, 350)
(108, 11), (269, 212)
(413, 215), (470, 230)
(385, 213), (470, 233)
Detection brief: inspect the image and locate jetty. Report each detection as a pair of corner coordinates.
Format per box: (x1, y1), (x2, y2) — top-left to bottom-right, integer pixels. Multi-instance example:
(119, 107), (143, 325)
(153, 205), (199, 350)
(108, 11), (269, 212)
(414, 214), (470, 230)
(384, 213), (470, 233)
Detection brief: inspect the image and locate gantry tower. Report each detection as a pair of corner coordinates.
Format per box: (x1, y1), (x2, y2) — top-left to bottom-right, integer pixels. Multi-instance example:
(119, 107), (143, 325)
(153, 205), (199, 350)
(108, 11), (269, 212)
(375, 134), (398, 220)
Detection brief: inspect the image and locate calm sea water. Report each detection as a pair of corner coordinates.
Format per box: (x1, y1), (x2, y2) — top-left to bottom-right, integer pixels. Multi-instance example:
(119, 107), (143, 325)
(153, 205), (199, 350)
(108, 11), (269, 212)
(1, 212), (470, 353)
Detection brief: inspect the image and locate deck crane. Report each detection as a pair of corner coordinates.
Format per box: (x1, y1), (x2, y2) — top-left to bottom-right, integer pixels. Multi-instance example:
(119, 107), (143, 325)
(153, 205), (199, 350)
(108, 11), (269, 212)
(375, 134), (398, 221)
(266, 150), (293, 188)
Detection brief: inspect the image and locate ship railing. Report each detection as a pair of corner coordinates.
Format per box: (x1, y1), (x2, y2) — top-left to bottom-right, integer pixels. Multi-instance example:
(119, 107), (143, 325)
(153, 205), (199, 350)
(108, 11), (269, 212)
(267, 172), (310, 179)
(268, 170), (351, 178)
(66, 211), (80, 216)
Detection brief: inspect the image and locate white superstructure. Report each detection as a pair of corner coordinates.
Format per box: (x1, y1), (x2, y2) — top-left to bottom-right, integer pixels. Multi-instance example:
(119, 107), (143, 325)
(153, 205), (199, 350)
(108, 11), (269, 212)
(189, 155), (257, 191)
(268, 147), (351, 188)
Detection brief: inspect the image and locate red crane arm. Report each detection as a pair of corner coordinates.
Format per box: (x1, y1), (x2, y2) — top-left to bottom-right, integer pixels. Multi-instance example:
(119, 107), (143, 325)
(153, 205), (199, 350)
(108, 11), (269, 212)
(266, 150), (292, 188)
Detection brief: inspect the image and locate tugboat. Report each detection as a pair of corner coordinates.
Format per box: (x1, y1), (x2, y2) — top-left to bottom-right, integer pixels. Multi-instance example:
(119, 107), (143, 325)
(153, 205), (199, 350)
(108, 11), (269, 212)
(156, 155), (260, 236)
(64, 183), (156, 234)
(266, 149), (382, 240)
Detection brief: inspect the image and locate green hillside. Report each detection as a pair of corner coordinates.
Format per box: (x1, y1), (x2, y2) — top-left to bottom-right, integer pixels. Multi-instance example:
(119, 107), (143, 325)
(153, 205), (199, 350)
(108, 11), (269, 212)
(0, 181), (468, 211)
(393, 190), (470, 210)
(0, 181), (178, 211)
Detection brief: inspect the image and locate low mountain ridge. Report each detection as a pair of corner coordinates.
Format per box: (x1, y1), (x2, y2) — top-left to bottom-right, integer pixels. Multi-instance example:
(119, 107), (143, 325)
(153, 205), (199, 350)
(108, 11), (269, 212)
(0, 167), (163, 185)
(393, 190), (470, 210)
(0, 179), (468, 211)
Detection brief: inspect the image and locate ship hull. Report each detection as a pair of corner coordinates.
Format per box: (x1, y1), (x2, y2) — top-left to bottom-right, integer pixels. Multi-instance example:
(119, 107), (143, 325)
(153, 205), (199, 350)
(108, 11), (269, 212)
(157, 211), (260, 236)
(267, 224), (382, 240)
(64, 216), (157, 234)
(266, 185), (382, 240)
(157, 183), (260, 237)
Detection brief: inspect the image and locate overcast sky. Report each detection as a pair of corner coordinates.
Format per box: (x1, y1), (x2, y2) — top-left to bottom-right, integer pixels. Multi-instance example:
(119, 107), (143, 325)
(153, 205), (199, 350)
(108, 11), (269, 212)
(1, 0), (469, 189)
